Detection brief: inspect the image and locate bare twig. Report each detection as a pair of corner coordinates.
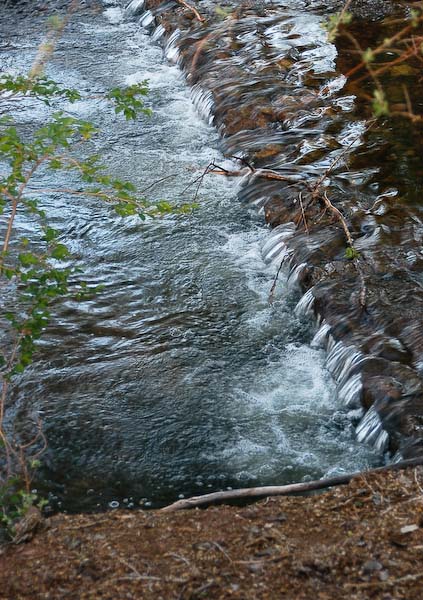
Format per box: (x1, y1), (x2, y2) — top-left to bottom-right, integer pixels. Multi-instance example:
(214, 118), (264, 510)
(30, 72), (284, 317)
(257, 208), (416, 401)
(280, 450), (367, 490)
(321, 191), (353, 246)
(140, 173), (178, 194)
(268, 258), (285, 304)
(298, 191), (309, 234)
(227, 154), (256, 172)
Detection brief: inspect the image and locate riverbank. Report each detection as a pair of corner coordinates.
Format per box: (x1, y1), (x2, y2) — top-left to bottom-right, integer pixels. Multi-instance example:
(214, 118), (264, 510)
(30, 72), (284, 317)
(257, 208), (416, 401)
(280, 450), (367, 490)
(1, 465), (423, 599)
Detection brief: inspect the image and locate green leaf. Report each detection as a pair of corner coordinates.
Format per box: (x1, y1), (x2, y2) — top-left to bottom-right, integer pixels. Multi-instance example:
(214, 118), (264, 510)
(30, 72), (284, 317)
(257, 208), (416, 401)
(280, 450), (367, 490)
(43, 227), (59, 242)
(18, 252), (39, 267)
(345, 246), (360, 260)
(51, 244), (70, 260)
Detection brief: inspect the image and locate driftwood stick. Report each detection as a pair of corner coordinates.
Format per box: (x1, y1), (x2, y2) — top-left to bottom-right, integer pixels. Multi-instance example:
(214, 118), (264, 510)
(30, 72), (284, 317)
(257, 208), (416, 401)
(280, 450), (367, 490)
(160, 457), (423, 512)
(176, 0), (205, 22)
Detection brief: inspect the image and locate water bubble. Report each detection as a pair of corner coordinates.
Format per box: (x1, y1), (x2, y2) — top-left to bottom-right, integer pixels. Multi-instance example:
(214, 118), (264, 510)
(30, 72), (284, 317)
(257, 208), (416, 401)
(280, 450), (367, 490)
(178, 494), (185, 499)
(109, 500), (120, 509)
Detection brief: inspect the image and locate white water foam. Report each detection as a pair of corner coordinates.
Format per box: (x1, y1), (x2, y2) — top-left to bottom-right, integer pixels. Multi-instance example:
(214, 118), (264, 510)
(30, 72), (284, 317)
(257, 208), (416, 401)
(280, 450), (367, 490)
(104, 6), (124, 24)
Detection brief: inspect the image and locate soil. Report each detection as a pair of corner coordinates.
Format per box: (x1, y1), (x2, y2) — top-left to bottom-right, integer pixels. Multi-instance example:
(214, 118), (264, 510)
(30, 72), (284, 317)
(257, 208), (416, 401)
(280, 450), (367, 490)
(1, 466), (423, 599)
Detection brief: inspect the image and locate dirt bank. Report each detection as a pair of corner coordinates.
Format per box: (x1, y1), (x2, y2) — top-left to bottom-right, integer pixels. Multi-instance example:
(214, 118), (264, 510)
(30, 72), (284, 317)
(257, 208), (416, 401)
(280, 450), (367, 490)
(1, 466), (423, 599)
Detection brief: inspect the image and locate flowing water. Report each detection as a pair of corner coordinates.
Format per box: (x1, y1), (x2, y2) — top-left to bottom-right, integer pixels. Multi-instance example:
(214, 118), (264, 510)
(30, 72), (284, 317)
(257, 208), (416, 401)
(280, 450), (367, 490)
(0, 0), (383, 511)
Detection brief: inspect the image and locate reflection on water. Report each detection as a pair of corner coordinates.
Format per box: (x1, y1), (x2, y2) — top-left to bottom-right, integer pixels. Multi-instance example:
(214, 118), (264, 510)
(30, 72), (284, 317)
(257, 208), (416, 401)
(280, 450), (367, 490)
(1, 0), (383, 511)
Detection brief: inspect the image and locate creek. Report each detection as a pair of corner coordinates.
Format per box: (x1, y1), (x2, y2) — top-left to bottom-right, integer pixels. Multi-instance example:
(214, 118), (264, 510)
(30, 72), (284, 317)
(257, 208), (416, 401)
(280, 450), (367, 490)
(1, 0), (393, 511)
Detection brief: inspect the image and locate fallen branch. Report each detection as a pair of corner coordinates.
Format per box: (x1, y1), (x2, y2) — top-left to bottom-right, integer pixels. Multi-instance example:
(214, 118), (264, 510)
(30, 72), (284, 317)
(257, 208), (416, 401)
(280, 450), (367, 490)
(160, 457), (423, 512)
(176, 0), (205, 23)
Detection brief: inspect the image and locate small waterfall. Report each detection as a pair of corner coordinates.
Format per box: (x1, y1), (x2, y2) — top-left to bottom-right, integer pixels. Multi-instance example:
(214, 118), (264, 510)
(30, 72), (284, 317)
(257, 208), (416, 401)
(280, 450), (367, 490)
(294, 288), (315, 319)
(140, 9), (155, 28)
(311, 321), (331, 350)
(356, 407), (389, 452)
(326, 342), (367, 388)
(261, 223), (296, 265)
(337, 373), (363, 409)
(152, 24), (165, 41)
(126, 0), (144, 15)
(287, 262), (307, 291)
(164, 29), (181, 63)
(190, 85), (215, 126)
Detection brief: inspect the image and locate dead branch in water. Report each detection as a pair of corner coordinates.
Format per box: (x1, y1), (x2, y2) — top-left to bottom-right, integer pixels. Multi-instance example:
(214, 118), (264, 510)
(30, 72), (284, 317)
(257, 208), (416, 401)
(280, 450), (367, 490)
(161, 457), (423, 512)
(176, 0), (205, 23)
